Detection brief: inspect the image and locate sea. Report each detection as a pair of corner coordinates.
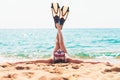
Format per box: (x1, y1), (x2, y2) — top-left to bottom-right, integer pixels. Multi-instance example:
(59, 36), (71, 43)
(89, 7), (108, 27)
(0, 28), (120, 63)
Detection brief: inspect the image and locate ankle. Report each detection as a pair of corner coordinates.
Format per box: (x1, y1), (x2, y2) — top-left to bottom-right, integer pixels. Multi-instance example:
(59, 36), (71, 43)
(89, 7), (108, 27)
(57, 29), (61, 33)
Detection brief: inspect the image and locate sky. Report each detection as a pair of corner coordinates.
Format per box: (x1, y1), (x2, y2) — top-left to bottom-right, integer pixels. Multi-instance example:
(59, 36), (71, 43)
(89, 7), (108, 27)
(0, 0), (120, 29)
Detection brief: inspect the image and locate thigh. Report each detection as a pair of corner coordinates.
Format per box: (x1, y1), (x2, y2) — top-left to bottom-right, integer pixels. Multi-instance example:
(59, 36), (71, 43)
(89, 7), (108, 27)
(59, 41), (67, 53)
(53, 41), (60, 52)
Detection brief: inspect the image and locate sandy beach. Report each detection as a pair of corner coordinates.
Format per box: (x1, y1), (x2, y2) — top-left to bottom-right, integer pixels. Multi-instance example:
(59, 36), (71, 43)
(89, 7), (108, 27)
(0, 60), (120, 80)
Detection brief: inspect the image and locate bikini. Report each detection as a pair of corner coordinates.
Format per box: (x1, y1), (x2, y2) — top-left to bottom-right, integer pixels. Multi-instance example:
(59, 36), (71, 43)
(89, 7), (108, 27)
(53, 49), (66, 63)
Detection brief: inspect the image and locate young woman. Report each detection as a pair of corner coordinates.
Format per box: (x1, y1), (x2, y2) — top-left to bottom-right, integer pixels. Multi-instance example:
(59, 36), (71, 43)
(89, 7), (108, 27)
(50, 2), (84, 63)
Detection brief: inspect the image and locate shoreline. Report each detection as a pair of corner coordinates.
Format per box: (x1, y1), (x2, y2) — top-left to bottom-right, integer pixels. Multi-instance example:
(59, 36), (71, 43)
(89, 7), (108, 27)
(0, 56), (120, 64)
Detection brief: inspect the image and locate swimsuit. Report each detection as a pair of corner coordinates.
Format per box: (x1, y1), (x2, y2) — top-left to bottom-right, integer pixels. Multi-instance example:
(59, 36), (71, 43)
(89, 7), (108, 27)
(53, 49), (66, 63)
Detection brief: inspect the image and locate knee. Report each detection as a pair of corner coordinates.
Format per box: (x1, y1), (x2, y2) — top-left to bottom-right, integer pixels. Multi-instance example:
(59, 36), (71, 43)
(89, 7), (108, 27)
(59, 39), (64, 44)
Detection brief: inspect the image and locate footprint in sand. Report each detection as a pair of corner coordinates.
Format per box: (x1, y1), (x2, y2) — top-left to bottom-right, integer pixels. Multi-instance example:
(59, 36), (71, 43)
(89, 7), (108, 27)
(15, 66), (30, 70)
(23, 72), (34, 78)
(49, 68), (63, 74)
(72, 74), (80, 78)
(72, 65), (80, 69)
(0, 63), (12, 68)
(0, 65), (8, 68)
(2, 73), (17, 79)
(104, 67), (120, 72)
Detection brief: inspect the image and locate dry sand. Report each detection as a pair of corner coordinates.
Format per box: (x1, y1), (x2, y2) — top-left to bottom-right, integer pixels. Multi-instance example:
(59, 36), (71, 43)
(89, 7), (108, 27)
(0, 61), (120, 80)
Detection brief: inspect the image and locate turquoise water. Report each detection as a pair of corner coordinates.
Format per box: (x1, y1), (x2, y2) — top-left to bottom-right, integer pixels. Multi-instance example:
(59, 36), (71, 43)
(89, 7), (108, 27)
(0, 28), (120, 61)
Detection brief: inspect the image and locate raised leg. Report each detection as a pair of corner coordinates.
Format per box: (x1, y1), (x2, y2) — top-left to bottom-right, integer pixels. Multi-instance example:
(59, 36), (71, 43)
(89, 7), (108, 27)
(53, 32), (60, 52)
(57, 25), (67, 53)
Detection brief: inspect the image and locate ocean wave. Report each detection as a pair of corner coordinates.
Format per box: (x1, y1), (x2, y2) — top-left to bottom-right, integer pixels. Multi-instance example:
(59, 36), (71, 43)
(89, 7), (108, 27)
(72, 52), (120, 59)
(93, 39), (120, 44)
